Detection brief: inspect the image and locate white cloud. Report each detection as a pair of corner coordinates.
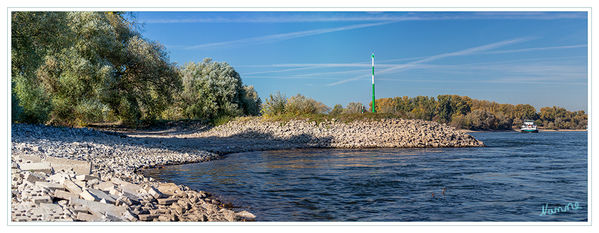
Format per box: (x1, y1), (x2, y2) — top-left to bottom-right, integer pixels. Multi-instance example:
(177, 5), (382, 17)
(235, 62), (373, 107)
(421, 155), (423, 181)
(185, 21), (393, 49)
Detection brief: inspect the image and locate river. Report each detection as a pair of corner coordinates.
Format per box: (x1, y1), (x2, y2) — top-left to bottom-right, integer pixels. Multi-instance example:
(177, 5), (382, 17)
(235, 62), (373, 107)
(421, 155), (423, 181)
(143, 131), (588, 221)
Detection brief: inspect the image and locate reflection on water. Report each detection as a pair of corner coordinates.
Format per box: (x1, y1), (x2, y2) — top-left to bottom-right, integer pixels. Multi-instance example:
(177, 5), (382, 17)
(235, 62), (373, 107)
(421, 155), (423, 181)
(144, 131), (588, 221)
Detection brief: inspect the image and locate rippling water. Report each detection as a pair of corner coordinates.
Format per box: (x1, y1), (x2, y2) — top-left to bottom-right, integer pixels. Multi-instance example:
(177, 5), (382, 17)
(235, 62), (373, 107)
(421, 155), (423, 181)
(144, 131), (588, 221)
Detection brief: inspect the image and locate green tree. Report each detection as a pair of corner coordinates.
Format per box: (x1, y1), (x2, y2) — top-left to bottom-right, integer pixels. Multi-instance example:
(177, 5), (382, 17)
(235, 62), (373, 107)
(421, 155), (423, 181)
(514, 104), (537, 120)
(12, 12), (181, 126)
(179, 58), (259, 120)
(240, 85), (261, 116)
(329, 104), (344, 116)
(436, 95), (471, 123)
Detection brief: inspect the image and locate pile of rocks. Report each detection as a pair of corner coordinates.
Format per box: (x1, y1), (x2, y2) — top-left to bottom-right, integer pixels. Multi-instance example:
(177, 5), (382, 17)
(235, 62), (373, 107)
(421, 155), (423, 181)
(200, 118), (484, 148)
(11, 124), (255, 222)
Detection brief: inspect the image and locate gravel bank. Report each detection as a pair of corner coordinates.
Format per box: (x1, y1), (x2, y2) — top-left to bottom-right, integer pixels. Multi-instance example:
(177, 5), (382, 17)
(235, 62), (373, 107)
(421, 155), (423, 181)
(200, 118), (484, 149)
(11, 124), (254, 222)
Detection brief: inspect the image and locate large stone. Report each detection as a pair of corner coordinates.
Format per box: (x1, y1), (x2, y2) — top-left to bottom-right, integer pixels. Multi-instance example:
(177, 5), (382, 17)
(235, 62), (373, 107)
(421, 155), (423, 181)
(121, 209), (137, 221)
(146, 186), (165, 199)
(76, 174), (98, 181)
(73, 180), (87, 188)
(18, 162), (52, 174)
(24, 173), (45, 183)
(77, 212), (102, 222)
(221, 209), (236, 221)
(101, 212), (124, 222)
(70, 197), (127, 219)
(157, 198), (177, 205)
(79, 190), (100, 201)
(45, 156), (91, 175)
(87, 179), (100, 186)
(236, 210), (256, 219)
(138, 214), (159, 221)
(39, 203), (62, 213)
(87, 188), (116, 204)
(72, 205), (88, 214)
(48, 173), (68, 184)
(96, 181), (116, 192)
(32, 196), (52, 204)
(63, 179), (83, 195)
(52, 190), (79, 200)
(35, 181), (65, 191)
(111, 178), (142, 198)
(157, 183), (181, 196)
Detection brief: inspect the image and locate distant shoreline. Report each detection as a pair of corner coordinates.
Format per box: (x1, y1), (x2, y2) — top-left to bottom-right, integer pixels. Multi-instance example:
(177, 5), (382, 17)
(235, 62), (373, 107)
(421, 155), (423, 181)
(458, 128), (587, 133)
(537, 128), (588, 132)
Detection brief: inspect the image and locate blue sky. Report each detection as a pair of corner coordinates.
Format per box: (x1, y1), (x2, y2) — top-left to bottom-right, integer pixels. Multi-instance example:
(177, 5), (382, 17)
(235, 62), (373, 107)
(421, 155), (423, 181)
(133, 11), (588, 112)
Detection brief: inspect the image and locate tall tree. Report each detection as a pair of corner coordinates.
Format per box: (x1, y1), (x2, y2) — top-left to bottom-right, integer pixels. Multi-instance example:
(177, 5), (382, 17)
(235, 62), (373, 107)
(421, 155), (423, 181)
(179, 58), (260, 120)
(12, 12), (181, 125)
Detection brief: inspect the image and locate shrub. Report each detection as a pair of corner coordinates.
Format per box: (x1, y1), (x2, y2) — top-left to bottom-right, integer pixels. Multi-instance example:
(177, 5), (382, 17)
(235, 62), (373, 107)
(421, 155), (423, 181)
(261, 92), (287, 116)
(344, 102), (365, 114)
(329, 104), (343, 116)
(285, 94), (330, 115)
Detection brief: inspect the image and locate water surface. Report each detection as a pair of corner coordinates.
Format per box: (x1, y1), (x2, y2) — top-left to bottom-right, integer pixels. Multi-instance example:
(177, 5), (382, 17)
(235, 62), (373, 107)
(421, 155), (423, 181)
(144, 131), (588, 221)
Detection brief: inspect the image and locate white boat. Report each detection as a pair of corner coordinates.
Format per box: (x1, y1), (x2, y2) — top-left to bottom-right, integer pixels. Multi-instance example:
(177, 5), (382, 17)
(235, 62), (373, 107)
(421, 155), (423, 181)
(521, 120), (538, 133)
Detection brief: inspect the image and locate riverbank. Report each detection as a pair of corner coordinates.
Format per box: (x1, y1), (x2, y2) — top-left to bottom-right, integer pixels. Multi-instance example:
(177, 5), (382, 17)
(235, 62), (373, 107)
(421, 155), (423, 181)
(11, 117), (483, 222)
(11, 124), (255, 222)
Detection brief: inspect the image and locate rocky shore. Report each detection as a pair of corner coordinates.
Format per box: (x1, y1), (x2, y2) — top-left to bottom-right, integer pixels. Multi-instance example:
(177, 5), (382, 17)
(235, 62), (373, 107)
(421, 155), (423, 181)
(11, 117), (483, 222)
(200, 118), (484, 149)
(11, 124), (254, 222)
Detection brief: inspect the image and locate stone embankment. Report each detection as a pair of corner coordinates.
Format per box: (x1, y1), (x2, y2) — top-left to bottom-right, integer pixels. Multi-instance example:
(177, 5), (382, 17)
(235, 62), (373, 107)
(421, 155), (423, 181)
(11, 124), (255, 222)
(200, 118), (484, 148)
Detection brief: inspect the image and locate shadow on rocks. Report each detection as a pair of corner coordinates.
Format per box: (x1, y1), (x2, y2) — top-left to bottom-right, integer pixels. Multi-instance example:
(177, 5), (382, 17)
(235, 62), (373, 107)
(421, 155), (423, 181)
(131, 130), (335, 156)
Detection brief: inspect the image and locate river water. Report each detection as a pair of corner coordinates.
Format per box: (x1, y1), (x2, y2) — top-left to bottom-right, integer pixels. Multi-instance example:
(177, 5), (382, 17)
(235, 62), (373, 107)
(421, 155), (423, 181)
(143, 131), (588, 221)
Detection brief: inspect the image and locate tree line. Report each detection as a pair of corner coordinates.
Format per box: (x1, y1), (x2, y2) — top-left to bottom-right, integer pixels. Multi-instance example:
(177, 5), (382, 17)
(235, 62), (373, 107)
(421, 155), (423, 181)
(261, 93), (587, 130)
(12, 12), (260, 126)
(372, 95), (587, 130)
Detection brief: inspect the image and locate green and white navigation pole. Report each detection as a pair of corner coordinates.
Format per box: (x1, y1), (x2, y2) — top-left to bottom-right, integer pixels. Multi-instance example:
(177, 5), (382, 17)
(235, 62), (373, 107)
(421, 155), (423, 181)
(371, 52), (376, 113)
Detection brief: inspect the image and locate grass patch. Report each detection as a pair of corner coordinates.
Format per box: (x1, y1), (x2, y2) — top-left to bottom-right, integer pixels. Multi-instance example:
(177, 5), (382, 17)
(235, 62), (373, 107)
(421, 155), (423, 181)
(211, 115), (234, 127)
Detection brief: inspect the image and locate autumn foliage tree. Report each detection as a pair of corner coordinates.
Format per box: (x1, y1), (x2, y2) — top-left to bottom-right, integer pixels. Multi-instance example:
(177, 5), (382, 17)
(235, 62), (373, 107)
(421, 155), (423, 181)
(369, 95), (585, 130)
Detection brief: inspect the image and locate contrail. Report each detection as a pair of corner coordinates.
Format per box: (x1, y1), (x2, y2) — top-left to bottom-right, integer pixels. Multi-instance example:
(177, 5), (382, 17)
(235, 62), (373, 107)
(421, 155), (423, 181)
(142, 12), (586, 24)
(482, 44), (587, 54)
(327, 37), (531, 86)
(185, 21), (394, 49)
